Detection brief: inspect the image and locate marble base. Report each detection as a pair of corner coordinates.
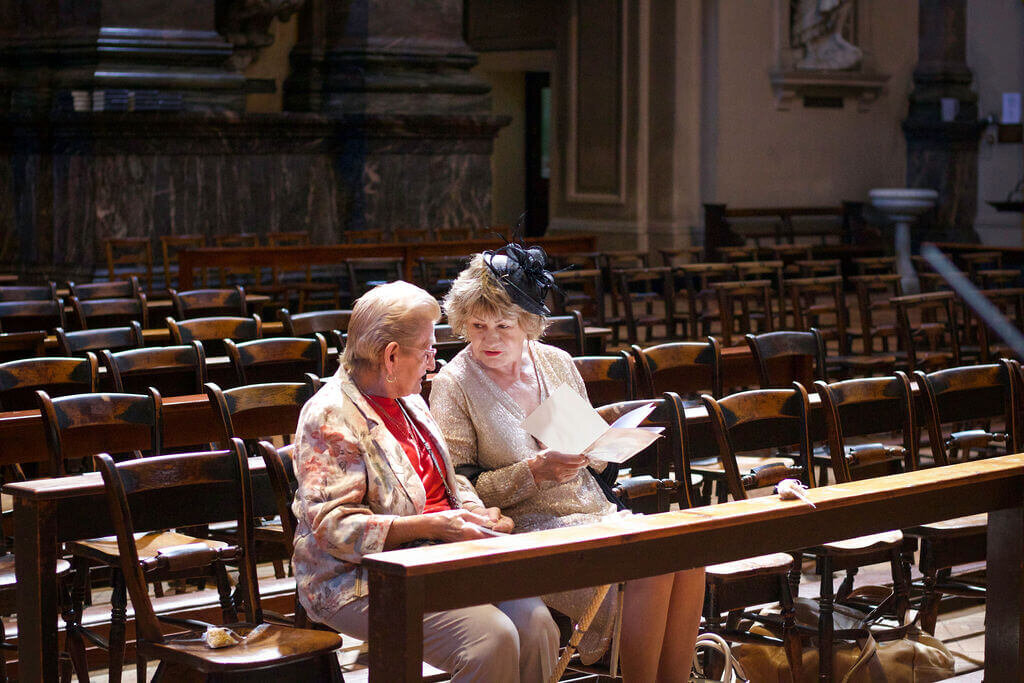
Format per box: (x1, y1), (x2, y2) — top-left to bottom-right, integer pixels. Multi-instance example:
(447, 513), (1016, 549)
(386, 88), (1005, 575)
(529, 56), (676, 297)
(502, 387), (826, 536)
(0, 111), (507, 282)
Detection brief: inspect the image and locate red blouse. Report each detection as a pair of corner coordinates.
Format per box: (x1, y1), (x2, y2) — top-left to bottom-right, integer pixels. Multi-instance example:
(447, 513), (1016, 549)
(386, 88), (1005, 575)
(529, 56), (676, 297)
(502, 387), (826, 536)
(367, 396), (452, 513)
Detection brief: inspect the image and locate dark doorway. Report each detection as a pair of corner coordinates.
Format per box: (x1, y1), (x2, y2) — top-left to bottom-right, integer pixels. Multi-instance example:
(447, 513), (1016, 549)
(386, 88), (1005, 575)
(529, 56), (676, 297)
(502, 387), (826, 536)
(524, 71), (550, 237)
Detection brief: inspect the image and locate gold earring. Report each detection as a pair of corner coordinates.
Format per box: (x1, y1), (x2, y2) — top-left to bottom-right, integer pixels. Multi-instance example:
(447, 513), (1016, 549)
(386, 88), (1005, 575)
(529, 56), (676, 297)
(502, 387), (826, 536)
(385, 374), (396, 383)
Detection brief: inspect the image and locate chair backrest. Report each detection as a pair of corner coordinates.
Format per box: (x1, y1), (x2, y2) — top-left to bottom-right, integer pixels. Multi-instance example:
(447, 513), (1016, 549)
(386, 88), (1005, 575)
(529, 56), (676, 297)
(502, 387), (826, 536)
(433, 323), (466, 362)
(572, 352), (636, 407)
(850, 274), (902, 354)
(279, 308), (352, 338)
(257, 441), (298, 555)
(166, 315), (262, 357)
(0, 299), (66, 334)
(206, 380), (316, 449)
(416, 255), (469, 297)
(702, 384), (813, 499)
(713, 279), (774, 346)
(343, 229), (385, 244)
(266, 231), (310, 247)
(160, 235), (207, 289)
(717, 245), (759, 262)
(102, 342), (207, 396)
(346, 258), (405, 299)
(95, 440), (260, 642)
(68, 276), (140, 301)
(973, 288), (1024, 362)
(852, 256), (896, 276)
(226, 335), (327, 385)
(785, 275), (848, 352)
(595, 394), (689, 511)
(0, 354), (98, 411)
(745, 329), (826, 389)
(892, 291), (961, 371)
(70, 293), (148, 330)
(435, 227), (474, 241)
(0, 282), (57, 302)
(795, 258), (841, 277)
(37, 388), (163, 475)
(170, 286), (247, 319)
(0, 330), (46, 362)
(814, 373), (917, 482)
(56, 322), (144, 357)
(552, 268), (605, 326)
(105, 237), (153, 292)
(633, 338), (722, 400)
(658, 247), (703, 267)
(613, 266), (674, 345)
(392, 228), (432, 242)
(540, 311), (586, 357)
(916, 361), (1017, 466)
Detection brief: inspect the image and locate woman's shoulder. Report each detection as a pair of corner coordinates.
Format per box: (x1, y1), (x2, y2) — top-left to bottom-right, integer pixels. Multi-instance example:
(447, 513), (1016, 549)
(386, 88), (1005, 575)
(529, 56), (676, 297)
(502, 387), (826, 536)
(532, 340), (574, 366)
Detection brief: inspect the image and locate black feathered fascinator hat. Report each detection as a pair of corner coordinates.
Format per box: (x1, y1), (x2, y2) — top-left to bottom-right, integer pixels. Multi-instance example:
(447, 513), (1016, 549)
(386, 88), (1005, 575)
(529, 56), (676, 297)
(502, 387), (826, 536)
(482, 215), (561, 316)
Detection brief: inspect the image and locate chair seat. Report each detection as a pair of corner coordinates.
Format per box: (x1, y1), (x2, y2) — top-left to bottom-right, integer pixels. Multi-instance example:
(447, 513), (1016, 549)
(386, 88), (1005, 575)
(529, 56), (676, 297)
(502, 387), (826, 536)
(690, 455), (794, 477)
(814, 530), (903, 555)
(706, 552), (795, 582)
(0, 554), (70, 590)
(141, 622), (343, 672)
(69, 531), (227, 564)
(830, 353), (897, 369)
(907, 513), (987, 537)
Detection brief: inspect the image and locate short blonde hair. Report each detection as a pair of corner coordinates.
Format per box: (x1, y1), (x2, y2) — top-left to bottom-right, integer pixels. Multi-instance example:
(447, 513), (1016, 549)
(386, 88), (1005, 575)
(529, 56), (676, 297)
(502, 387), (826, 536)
(342, 281), (441, 374)
(443, 254), (548, 340)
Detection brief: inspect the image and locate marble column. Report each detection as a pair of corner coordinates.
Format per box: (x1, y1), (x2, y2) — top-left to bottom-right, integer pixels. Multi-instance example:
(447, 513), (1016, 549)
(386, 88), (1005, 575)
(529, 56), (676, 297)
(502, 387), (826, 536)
(902, 0), (986, 242)
(283, 0), (508, 232)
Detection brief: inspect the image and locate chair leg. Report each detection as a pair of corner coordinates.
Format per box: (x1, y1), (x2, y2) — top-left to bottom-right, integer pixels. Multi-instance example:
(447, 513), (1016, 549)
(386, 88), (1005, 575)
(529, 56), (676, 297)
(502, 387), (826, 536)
(778, 573), (803, 683)
(214, 562), (237, 623)
(108, 572), (128, 683)
(818, 555), (835, 683)
(891, 549), (911, 624)
(66, 559), (91, 683)
(272, 557), (286, 579)
(919, 569), (941, 635)
(835, 567), (857, 604)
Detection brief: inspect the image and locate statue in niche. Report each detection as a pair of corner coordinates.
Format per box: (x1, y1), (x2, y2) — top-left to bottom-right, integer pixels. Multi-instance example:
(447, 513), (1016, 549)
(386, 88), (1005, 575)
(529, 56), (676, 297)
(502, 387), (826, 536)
(791, 0), (862, 70)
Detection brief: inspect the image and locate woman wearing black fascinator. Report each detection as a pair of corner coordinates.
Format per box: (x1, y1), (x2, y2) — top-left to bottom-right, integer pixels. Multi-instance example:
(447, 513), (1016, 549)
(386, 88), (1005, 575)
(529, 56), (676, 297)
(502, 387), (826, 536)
(429, 241), (704, 682)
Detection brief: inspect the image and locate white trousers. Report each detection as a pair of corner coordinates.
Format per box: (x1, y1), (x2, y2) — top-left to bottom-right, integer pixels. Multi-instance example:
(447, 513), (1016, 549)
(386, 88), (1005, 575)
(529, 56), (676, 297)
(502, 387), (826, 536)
(326, 595), (559, 683)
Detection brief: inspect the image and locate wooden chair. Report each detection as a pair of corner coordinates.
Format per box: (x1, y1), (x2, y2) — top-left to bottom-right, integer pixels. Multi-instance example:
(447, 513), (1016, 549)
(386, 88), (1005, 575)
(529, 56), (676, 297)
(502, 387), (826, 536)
(280, 307), (349, 367)
(170, 286), (247, 319)
(795, 258), (841, 278)
(703, 385), (908, 682)
(346, 257), (404, 299)
(36, 388), (225, 682)
(553, 251), (602, 270)
(435, 227), (475, 241)
(716, 245), (759, 262)
(632, 338), (722, 403)
(0, 331), (46, 362)
(417, 255), (470, 299)
(0, 354), (98, 411)
(734, 260), (785, 325)
(973, 288), (1024, 361)
(95, 442), (343, 681)
(0, 282), (57, 302)
(763, 243), (812, 275)
(892, 291), (961, 372)
(849, 273), (901, 354)
(392, 228), (432, 242)
(102, 342), (207, 397)
(551, 268), (605, 328)
(786, 276), (848, 353)
(613, 267), (673, 345)
(713, 279), (774, 347)
(909, 361), (1018, 633)
(342, 228), (385, 244)
(160, 235), (207, 289)
(672, 263), (737, 339)
(167, 315), (262, 359)
(745, 329), (826, 390)
(540, 311), (586, 357)
(572, 352), (636, 407)
(261, 232), (341, 313)
(68, 276), (141, 301)
(214, 234), (260, 287)
(56, 322), (144, 358)
(976, 268), (1020, 289)
(206, 380), (318, 578)
(433, 324), (466, 363)
(657, 246), (703, 267)
(601, 251), (649, 336)
(70, 293), (148, 330)
(105, 237), (153, 292)
(225, 335), (327, 386)
(0, 299), (65, 334)
(960, 251), (1002, 282)
(852, 256), (896, 276)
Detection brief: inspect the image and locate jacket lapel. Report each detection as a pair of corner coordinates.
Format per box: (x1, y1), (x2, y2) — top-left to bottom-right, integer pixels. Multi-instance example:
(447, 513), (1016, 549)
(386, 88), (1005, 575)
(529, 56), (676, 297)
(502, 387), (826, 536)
(335, 369), (424, 512)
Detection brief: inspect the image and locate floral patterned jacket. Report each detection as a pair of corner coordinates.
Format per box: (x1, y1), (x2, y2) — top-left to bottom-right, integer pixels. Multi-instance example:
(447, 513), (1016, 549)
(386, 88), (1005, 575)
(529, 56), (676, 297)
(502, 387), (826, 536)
(291, 366), (485, 624)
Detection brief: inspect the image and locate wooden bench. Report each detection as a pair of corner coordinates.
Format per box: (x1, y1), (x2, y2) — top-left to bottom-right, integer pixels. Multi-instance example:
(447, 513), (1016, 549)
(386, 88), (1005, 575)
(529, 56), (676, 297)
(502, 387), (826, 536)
(176, 236), (598, 290)
(364, 454), (1024, 681)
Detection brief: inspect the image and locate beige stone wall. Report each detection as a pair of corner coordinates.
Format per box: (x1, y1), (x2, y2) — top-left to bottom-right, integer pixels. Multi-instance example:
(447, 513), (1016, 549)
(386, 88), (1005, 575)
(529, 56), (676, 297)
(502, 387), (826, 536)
(701, 1), (918, 208)
(968, 2), (1024, 246)
(244, 16), (298, 113)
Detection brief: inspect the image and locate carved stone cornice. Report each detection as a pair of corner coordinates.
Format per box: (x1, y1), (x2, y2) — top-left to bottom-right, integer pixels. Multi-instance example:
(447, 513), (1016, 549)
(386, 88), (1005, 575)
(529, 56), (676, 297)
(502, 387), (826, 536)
(216, 0), (307, 69)
(769, 70), (890, 112)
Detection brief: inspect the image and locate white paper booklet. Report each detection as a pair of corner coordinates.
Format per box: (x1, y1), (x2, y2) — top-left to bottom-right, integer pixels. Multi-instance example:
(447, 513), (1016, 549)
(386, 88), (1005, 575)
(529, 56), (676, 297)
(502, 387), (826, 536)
(520, 383), (663, 463)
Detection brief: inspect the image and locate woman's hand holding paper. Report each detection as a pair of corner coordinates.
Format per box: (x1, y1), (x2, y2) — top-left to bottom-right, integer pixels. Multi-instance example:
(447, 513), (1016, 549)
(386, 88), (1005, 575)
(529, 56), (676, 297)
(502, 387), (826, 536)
(528, 448), (590, 484)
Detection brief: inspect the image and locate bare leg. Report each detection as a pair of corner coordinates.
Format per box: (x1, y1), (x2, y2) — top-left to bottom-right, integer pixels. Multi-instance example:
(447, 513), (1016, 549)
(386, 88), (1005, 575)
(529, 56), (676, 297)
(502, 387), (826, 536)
(656, 568), (705, 683)
(620, 573), (674, 682)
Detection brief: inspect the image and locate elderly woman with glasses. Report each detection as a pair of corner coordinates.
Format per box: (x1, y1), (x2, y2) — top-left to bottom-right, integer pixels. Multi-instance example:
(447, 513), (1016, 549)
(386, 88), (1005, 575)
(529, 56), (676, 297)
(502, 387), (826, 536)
(291, 280), (559, 683)
(429, 248), (704, 682)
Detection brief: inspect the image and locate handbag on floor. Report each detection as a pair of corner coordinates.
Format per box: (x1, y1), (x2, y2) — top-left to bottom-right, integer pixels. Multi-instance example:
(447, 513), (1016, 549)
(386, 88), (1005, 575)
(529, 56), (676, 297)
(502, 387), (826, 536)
(732, 597), (955, 683)
(691, 632), (749, 683)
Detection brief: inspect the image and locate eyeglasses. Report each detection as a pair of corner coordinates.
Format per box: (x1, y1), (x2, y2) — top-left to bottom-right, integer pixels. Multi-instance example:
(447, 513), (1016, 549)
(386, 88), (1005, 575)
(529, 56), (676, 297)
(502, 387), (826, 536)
(401, 344), (437, 363)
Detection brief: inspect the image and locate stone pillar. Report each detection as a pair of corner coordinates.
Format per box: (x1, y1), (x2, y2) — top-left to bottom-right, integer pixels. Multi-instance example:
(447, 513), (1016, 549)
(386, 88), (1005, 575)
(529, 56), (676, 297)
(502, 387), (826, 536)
(902, 0), (986, 242)
(283, 0), (508, 231)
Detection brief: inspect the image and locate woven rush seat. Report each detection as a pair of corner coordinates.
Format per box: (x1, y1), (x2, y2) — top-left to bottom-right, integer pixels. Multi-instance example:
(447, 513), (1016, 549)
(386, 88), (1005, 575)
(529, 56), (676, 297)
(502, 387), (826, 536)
(69, 531), (227, 564)
(814, 530), (904, 555)
(706, 553), (796, 581)
(909, 513), (987, 536)
(0, 554), (70, 589)
(143, 622), (343, 671)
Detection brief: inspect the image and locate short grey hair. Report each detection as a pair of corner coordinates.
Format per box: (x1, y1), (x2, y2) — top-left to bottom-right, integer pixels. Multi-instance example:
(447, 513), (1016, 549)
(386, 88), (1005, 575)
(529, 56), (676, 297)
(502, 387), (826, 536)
(342, 281), (441, 374)
(443, 254), (548, 340)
